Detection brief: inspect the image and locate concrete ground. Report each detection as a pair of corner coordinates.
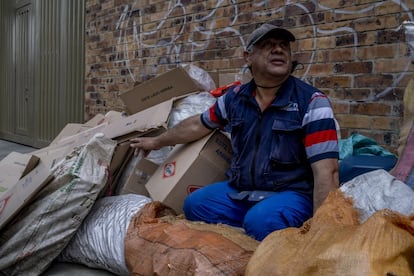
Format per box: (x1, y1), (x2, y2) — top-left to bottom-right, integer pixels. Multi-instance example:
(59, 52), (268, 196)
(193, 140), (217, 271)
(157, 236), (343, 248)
(0, 139), (36, 161)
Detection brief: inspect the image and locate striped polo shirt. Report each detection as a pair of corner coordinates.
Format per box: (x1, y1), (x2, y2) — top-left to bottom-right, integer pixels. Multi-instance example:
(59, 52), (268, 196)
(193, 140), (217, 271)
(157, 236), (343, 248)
(201, 76), (339, 195)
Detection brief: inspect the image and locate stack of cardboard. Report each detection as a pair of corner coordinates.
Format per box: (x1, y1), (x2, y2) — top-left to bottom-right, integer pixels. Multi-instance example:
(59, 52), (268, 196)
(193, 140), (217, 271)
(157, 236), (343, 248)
(0, 65), (238, 229)
(0, 153), (51, 229)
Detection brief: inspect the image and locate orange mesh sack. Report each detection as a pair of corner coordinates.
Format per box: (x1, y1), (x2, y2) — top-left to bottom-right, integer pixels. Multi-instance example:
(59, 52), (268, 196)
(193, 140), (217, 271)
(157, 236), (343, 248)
(124, 201), (259, 275)
(245, 190), (414, 276)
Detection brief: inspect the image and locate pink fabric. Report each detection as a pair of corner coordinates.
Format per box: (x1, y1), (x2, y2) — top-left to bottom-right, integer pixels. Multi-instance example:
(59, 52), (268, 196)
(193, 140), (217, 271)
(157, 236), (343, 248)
(391, 123), (414, 189)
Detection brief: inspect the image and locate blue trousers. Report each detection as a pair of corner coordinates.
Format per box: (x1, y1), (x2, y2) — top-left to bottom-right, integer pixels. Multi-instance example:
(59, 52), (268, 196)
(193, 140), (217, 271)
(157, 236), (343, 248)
(183, 181), (313, 241)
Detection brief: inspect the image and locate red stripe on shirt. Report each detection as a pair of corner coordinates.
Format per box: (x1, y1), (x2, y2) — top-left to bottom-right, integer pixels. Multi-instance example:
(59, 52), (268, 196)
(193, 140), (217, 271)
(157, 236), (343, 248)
(309, 93), (327, 103)
(209, 104), (220, 124)
(304, 129), (337, 147)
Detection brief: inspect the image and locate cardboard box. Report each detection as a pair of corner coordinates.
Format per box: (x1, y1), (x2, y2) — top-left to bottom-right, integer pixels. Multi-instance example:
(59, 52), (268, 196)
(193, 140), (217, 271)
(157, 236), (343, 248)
(43, 65), (203, 166)
(119, 66), (204, 115)
(33, 102), (172, 170)
(109, 141), (134, 176)
(54, 99), (174, 149)
(49, 123), (91, 146)
(117, 157), (159, 197)
(145, 130), (233, 214)
(104, 141), (135, 196)
(49, 112), (123, 146)
(32, 123), (108, 170)
(0, 158), (52, 229)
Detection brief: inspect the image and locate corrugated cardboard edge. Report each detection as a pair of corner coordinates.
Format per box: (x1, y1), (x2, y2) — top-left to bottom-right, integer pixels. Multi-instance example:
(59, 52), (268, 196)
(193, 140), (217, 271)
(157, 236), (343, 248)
(0, 160), (53, 230)
(119, 66), (203, 115)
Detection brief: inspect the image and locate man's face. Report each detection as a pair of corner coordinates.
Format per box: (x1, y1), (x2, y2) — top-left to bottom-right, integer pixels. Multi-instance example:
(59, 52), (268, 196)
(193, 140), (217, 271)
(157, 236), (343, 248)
(246, 37), (292, 79)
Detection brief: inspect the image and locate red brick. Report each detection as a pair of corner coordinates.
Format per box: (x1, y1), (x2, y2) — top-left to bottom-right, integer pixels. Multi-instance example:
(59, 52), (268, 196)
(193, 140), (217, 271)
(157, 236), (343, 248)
(343, 88), (372, 101)
(334, 62), (372, 74)
(350, 102), (391, 116)
(357, 44), (396, 59)
(307, 63), (335, 76)
(375, 1), (403, 15)
(315, 76), (352, 88)
(375, 57), (412, 73)
(371, 116), (400, 131)
(355, 74), (393, 88)
(335, 114), (373, 129)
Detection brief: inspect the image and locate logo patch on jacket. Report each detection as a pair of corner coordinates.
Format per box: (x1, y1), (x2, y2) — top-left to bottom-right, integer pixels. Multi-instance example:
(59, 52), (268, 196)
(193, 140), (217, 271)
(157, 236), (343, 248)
(281, 102), (299, 111)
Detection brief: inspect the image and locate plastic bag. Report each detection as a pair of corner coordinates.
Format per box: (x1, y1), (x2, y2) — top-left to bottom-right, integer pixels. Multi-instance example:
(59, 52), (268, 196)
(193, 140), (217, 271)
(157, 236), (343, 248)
(338, 133), (396, 160)
(340, 169), (414, 222)
(184, 64), (216, 92)
(58, 194), (152, 276)
(403, 21), (414, 59)
(168, 92), (216, 128)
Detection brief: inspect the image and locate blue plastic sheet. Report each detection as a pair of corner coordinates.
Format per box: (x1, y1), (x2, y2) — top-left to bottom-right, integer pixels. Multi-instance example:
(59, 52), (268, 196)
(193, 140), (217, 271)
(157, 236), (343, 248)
(338, 134), (398, 184)
(339, 133), (396, 160)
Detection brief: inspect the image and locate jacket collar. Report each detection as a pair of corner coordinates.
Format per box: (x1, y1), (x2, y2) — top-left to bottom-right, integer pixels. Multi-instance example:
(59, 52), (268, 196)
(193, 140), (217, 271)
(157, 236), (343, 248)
(241, 76), (295, 108)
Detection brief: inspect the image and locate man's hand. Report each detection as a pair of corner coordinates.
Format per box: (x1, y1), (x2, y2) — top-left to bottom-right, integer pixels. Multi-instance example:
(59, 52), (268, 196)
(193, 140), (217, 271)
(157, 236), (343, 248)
(129, 114), (213, 158)
(130, 136), (160, 157)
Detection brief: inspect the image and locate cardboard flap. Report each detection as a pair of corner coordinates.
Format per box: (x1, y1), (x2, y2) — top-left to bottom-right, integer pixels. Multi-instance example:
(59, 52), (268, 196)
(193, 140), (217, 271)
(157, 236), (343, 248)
(55, 123), (108, 147)
(21, 155), (41, 178)
(50, 123), (91, 146)
(102, 99), (173, 140)
(0, 159), (52, 230)
(0, 152), (40, 190)
(99, 111), (124, 124)
(46, 100), (172, 153)
(83, 113), (106, 127)
(120, 66), (203, 115)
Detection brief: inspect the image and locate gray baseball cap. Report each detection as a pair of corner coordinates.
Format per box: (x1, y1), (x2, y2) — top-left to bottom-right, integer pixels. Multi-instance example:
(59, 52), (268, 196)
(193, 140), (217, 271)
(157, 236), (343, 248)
(246, 23), (296, 50)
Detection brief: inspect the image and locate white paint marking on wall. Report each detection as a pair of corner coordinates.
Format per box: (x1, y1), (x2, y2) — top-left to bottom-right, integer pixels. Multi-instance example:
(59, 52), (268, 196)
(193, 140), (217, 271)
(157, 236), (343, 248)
(110, 0), (413, 98)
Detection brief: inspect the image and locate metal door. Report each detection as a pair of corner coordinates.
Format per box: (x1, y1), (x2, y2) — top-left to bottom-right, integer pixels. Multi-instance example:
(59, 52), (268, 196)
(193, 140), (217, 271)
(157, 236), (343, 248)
(0, 0), (85, 148)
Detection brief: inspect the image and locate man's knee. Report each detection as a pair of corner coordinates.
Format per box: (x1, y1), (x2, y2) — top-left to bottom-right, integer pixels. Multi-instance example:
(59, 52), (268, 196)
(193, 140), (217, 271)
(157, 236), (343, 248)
(183, 182), (246, 227)
(183, 190), (203, 221)
(183, 185), (226, 222)
(243, 205), (310, 241)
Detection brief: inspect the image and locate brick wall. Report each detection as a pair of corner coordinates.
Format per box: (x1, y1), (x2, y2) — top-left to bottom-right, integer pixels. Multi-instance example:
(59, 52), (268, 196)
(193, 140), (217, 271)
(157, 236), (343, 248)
(85, 0), (414, 153)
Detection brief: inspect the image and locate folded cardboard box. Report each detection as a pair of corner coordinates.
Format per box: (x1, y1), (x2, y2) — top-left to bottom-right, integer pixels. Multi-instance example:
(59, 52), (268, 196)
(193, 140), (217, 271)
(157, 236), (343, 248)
(49, 111), (123, 146)
(145, 130), (233, 214)
(38, 65), (209, 171)
(32, 101), (173, 171)
(117, 157), (159, 197)
(119, 65), (204, 115)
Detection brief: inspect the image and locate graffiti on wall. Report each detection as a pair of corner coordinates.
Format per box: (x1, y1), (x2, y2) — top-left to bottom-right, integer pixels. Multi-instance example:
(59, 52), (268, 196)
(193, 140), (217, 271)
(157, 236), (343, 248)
(113, 0), (413, 98)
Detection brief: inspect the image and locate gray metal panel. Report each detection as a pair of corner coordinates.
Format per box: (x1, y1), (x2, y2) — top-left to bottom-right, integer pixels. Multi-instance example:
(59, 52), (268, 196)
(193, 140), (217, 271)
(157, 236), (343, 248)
(0, 1), (16, 136)
(60, 0), (85, 123)
(35, 0), (61, 144)
(33, 0), (85, 147)
(0, 0), (85, 148)
(1, 0), (86, 147)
